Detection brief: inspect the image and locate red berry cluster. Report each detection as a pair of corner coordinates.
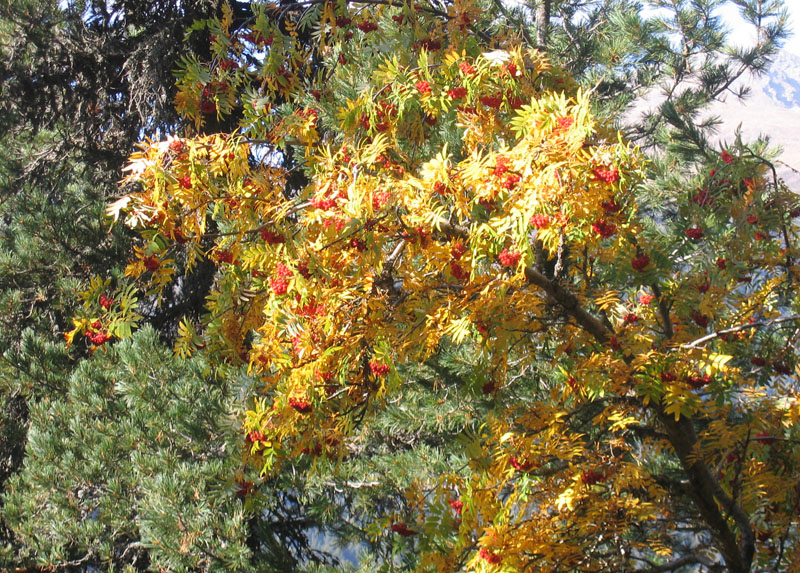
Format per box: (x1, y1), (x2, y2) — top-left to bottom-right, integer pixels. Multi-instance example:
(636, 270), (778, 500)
(270, 263), (293, 295)
(493, 155), (511, 177)
(85, 321), (111, 346)
(601, 199), (622, 213)
(311, 195), (337, 210)
(216, 250), (235, 264)
(638, 292), (654, 305)
(390, 523), (417, 537)
(414, 80), (432, 94)
(721, 150), (734, 164)
(168, 139), (184, 153)
(685, 227), (704, 240)
(143, 255), (160, 271)
(691, 311), (709, 328)
(686, 374), (712, 389)
(247, 430), (266, 444)
(448, 499), (464, 515)
(592, 220), (616, 238)
(750, 356), (766, 367)
(357, 20), (378, 32)
(773, 361), (792, 375)
(530, 214), (550, 229)
(555, 116), (574, 131)
(260, 229), (285, 244)
(446, 86), (467, 99)
(631, 255), (650, 272)
(497, 248), (520, 267)
(178, 175), (192, 189)
(450, 241), (467, 260)
(369, 361), (390, 376)
(289, 397), (313, 413)
(450, 261), (469, 280)
(622, 313), (639, 325)
(459, 61), (476, 75)
(296, 259), (311, 278)
(220, 58), (239, 71)
(479, 548), (502, 564)
(509, 456), (534, 472)
(500, 173), (520, 189)
(581, 469), (605, 485)
(660, 372), (677, 382)
(479, 94), (502, 108)
(99, 293), (114, 310)
(412, 38), (441, 51)
(335, 15), (352, 27)
(592, 167), (620, 183)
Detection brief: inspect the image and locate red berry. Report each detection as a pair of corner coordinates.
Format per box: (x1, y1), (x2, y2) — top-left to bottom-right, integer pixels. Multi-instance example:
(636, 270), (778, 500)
(390, 523), (417, 537)
(660, 372), (676, 382)
(750, 356), (766, 367)
(479, 548), (502, 564)
(501, 173), (520, 189)
(450, 241), (467, 260)
(581, 469), (605, 485)
(493, 155), (511, 177)
(631, 255), (650, 272)
(509, 456), (534, 472)
(691, 311), (709, 328)
(592, 220), (616, 238)
(530, 214), (550, 229)
(773, 361), (792, 375)
(448, 498), (464, 515)
(459, 61), (476, 75)
(357, 20), (378, 32)
(686, 374), (712, 389)
(369, 361), (390, 376)
(592, 167), (619, 183)
(498, 248), (521, 267)
(555, 116), (574, 131)
(721, 150), (734, 164)
(446, 86), (467, 99)
(685, 227), (704, 240)
(288, 397), (313, 413)
(143, 255), (160, 271)
(755, 432), (776, 445)
(414, 80), (432, 94)
(270, 276), (289, 295)
(260, 229), (285, 244)
(99, 294), (114, 310)
(479, 94), (503, 108)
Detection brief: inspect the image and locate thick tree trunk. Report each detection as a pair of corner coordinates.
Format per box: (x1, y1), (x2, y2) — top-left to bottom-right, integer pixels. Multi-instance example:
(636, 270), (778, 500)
(535, 0), (551, 50)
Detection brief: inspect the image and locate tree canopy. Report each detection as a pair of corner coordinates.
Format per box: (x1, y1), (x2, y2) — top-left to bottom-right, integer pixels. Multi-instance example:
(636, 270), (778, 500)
(2, 0), (799, 571)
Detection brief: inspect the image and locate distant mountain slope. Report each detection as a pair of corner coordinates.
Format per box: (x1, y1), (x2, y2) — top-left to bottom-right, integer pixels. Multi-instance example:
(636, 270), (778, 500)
(627, 49), (800, 190)
(705, 48), (800, 189)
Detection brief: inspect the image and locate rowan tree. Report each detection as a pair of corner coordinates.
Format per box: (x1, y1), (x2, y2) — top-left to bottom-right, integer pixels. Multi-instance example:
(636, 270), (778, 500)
(71, 0), (799, 571)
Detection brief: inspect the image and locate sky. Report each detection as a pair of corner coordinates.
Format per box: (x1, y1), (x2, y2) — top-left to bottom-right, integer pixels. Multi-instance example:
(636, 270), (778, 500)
(717, 1), (800, 55)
